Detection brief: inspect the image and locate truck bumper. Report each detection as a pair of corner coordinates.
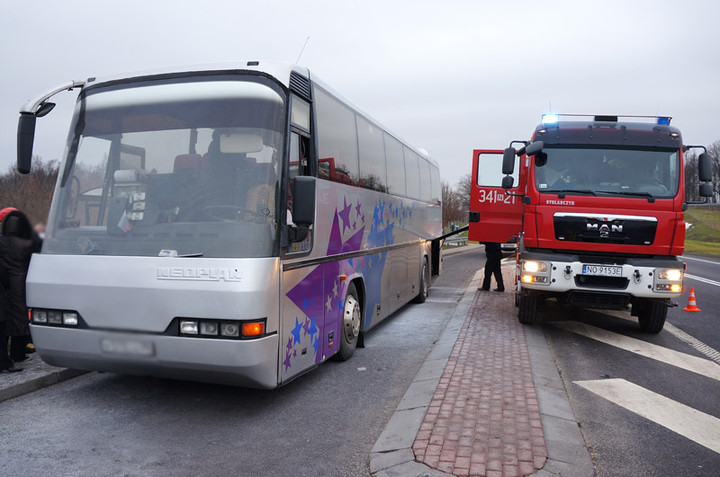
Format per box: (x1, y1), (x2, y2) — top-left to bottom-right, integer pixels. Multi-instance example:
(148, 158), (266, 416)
(516, 251), (684, 306)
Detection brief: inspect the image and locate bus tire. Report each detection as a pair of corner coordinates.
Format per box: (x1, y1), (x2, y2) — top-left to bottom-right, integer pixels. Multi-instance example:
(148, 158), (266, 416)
(518, 293), (539, 325)
(413, 259), (429, 304)
(337, 283), (361, 361)
(637, 299), (667, 334)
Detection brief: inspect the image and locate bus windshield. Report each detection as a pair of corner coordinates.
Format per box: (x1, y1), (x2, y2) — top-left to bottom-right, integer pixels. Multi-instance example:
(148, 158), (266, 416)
(534, 146), (680, 198)
(44, 77), (286, 258)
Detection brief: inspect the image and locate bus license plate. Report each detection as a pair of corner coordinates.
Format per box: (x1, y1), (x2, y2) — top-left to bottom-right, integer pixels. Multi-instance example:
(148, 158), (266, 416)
(101, 338), (155, 357)
(582, 264), (622, 277)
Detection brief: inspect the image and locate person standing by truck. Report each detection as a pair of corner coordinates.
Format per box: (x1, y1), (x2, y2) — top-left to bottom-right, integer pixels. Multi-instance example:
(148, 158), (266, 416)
(480, 242), (505, 292)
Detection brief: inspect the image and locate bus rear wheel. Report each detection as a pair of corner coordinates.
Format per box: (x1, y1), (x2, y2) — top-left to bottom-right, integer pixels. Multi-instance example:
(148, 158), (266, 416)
(337, 283), (361, 361)
(413, 259), (429, 304)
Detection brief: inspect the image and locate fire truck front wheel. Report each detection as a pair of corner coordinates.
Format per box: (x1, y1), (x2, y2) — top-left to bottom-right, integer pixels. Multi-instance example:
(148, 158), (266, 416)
(637, 299), (668, 334)
(518, 293), (540, 325)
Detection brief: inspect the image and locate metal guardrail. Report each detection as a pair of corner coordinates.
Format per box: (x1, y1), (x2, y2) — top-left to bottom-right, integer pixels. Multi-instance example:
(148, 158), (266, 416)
(444, 236), (468, 246)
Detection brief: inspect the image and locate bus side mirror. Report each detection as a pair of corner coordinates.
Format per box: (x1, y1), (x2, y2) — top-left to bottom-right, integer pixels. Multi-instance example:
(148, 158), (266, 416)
(17, 113), (36, 174)
(699, 152), (712, 182)
(502, 148), (516, 175)
(525, 140), (544, 156)
(290, 176), (316, 242)
(501, 175), (514, 190)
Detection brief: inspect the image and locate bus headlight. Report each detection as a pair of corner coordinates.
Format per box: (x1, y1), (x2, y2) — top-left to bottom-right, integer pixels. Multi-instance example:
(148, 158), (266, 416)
(180, 320), (199, 335)
(31, 308), (80, 327)
(178, 318), (266, 339)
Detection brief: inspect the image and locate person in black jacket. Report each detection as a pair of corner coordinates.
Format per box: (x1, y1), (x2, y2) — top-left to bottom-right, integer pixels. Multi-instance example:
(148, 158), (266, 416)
(480, 242), (505, 292)
(0, 208), (42, 369)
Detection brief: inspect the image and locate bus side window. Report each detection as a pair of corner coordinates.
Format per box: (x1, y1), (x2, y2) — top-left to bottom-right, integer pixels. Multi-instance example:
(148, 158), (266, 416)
(289, 132), (311, 179)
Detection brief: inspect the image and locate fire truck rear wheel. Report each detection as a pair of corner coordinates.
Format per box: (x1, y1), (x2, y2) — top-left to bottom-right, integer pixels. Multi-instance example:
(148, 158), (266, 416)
(637, 299), (667, 333)
(518, 293), (539, 325)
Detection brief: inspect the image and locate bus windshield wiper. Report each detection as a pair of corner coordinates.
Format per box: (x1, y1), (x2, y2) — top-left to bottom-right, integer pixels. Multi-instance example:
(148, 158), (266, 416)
(595, 190), (655, 202)
(179, 252), (204, 257)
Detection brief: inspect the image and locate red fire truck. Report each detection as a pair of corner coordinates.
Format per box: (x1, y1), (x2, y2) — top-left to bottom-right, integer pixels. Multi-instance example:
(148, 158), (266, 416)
(469, 114), (713, 332)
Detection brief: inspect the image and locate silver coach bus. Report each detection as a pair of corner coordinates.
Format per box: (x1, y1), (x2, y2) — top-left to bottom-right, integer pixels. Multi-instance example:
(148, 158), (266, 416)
(16, 62), (442, 388)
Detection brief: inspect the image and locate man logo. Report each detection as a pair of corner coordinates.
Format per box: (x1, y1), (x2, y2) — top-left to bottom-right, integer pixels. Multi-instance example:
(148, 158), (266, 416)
(587, 221), (623, 238)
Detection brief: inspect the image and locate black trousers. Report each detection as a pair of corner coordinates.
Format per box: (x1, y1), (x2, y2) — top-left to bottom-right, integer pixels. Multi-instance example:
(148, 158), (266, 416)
(482, 252), (504, 290)
(9, 334), (29, 361)
(1, 328), (13, 369)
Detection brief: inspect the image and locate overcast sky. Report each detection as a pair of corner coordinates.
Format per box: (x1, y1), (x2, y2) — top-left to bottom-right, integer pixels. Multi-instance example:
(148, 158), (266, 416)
(1, 0), (718, 186)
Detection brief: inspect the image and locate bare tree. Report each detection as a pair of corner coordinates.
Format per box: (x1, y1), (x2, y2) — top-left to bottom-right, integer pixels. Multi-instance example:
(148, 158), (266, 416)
(0, 156), (59, 225)
(456, 173), (472, 209)
(441, 179), (464, 228)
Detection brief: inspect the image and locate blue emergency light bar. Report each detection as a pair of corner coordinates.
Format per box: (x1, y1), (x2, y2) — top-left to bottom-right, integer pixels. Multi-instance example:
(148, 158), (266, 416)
(541, 113), (672, 126)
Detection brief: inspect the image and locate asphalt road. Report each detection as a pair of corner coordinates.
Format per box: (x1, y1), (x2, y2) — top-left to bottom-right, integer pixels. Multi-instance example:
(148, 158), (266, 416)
(539, 253), (720, 477)
(0, 250), (484, 477)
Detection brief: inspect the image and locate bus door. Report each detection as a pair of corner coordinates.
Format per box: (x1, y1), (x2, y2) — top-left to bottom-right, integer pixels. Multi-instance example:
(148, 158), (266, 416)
(468, 149), (524, 243)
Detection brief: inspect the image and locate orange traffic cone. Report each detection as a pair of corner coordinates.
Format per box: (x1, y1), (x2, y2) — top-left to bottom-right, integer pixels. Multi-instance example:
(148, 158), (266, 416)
(683, 287), (701, 312)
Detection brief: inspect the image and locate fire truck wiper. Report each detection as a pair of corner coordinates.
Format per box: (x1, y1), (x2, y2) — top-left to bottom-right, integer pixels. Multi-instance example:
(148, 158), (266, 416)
(595, 190), (656, 202)
(552, 189), (597, 197)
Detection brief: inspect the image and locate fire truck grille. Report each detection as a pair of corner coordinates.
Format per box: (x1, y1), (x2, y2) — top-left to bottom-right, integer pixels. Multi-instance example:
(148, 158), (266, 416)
(568, 291), (630, 309)
(575, 275), (629, 289)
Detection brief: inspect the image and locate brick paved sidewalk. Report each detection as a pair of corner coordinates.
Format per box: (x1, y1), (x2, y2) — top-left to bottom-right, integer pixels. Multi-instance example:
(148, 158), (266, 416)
(412, 268), (548, 477)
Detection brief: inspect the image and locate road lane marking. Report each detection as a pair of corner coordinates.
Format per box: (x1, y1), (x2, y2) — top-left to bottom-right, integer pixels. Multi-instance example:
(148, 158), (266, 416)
(575, 378), (720, 454)
(553, 321), (720, 382)
(685, 273), (720, 287)
(682, 255), (720, 266)
(665, 323), (720, 364)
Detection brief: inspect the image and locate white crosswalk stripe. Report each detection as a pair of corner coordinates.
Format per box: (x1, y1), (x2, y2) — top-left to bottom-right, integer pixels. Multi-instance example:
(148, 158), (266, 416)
(575, 378), (720, 454)
(553, 321), (720, 381)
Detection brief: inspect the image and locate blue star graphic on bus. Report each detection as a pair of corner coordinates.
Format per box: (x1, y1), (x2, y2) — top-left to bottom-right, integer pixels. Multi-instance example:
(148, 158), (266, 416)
(291, 316), (302, 346)
(285, 196), (367, 368)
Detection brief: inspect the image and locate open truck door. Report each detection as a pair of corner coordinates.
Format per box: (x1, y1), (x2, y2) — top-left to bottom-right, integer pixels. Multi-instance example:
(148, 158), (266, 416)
(468, 149), (524, 244)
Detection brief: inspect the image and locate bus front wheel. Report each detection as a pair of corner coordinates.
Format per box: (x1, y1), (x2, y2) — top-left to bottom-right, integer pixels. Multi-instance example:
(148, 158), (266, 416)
(337, 283), (361, 361)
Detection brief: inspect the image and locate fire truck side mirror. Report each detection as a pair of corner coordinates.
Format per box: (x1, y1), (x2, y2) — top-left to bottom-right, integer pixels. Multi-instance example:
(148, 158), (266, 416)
(698, 152), (712, 182)
(501, 175), (514, 190)
(502, 148), (516, 175)
(525, 141), (544, 156)
(699, 183), (713, 198)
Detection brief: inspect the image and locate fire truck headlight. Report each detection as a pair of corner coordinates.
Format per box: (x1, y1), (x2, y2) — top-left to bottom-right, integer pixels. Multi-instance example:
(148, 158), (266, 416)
(658, 269), (683, 281)
(523, 261), (547, 273)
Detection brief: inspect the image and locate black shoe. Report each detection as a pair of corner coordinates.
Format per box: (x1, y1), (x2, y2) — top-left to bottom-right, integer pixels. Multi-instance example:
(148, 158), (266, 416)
(1, 363), (23, 373)
(494, 288), (505, 292)
(478, 287), (490, 291)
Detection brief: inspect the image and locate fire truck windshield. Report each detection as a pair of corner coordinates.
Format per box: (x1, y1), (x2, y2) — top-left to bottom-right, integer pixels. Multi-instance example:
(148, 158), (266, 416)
(534, 146), (680, 198)
(43, 77), (286, 258)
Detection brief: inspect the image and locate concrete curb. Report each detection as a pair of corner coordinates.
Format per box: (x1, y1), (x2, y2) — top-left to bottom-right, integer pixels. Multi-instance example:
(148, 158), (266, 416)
(0, 366), (87, 403)
(370, 269), (481, 476)
(369, 255), (594, 476)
